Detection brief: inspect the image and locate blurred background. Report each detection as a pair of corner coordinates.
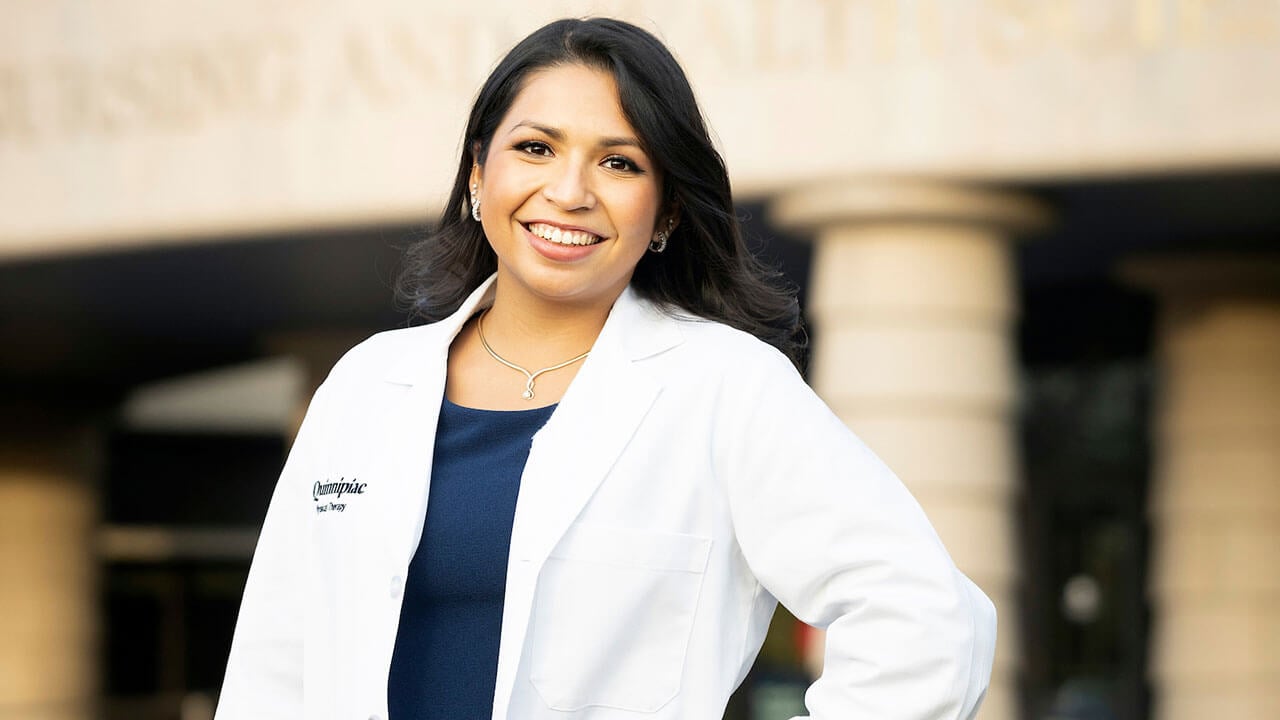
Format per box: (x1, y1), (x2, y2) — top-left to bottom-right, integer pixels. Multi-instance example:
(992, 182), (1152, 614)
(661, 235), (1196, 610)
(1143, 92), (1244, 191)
(2, 1), (1279, 719)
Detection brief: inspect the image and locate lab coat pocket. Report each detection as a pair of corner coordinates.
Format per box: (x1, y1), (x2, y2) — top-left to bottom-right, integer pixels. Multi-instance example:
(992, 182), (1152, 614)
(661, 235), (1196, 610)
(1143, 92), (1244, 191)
(529, 524), (712, 713)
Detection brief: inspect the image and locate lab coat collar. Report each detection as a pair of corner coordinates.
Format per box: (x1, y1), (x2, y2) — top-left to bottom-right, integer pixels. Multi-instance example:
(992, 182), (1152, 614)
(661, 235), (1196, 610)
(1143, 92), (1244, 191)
(382, 276), (496, 386)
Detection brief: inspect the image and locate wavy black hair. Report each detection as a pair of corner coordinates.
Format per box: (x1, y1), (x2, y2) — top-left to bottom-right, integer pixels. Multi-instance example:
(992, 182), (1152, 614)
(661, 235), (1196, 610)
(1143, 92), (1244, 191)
(396, 17), (804, 366)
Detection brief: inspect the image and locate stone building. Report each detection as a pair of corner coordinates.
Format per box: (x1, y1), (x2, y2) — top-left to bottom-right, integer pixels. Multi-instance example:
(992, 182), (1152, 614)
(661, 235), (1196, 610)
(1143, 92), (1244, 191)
(2, 2), (1278, 719)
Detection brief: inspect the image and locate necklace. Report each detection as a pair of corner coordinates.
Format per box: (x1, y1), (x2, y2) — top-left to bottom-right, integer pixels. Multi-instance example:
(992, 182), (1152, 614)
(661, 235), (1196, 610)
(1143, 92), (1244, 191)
(476, 310), (591, 400)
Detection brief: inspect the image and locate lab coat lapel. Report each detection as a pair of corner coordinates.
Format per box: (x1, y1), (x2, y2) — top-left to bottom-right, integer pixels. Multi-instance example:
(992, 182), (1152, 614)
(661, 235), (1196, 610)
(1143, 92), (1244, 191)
(379, 278), (497, 564)
(510, 329), (659, 566)
(377, 373), (447, 565)
(492, 287), (682, 720)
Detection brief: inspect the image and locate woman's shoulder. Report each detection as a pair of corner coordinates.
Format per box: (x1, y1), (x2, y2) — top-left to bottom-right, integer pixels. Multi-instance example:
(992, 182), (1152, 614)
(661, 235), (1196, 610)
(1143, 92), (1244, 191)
(658, 309), (800, 380)
(651, 310), (840, 443)
(320, 323), (446, 388)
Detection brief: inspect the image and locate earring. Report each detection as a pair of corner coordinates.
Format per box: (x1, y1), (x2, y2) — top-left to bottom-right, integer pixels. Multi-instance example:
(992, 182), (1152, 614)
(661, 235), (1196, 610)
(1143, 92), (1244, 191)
(470, 182), (481, 222)
(648, 218), (675, 253)
(648, 230), (668, 253)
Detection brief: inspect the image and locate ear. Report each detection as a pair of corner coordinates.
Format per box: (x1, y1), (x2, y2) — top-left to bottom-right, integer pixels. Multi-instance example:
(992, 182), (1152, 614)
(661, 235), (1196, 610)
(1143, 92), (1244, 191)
(469, 141), (486, 187)
(661, 203), (681, 234)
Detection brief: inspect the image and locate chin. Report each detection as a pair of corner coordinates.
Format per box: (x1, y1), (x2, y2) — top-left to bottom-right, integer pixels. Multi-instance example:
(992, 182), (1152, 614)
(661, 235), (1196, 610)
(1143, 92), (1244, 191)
(508, 270), (629, 311)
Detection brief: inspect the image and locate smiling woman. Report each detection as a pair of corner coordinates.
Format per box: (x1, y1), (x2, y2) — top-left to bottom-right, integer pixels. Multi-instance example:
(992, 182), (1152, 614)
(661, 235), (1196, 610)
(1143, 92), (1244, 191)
(215, 17), (996, 720)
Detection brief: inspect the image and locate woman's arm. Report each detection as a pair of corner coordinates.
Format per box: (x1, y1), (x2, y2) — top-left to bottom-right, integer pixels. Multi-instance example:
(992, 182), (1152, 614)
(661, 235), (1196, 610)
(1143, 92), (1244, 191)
(215, 381), (333, 719)
(722, 352), (996, 720)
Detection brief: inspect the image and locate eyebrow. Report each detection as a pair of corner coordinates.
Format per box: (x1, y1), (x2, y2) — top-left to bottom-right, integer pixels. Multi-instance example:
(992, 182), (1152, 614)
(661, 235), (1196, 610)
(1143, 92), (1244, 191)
(510, 120), (644, 151)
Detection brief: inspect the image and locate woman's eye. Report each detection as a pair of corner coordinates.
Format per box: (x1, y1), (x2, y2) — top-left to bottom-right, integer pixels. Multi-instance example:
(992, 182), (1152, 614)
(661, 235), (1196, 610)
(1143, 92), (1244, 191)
(603, 155), (640, 173)
(516, 141), (552, 156)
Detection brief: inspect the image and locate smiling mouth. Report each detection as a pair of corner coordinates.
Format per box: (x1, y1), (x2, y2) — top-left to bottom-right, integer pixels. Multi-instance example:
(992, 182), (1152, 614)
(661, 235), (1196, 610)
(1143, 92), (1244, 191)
(525, 222), (605, 247)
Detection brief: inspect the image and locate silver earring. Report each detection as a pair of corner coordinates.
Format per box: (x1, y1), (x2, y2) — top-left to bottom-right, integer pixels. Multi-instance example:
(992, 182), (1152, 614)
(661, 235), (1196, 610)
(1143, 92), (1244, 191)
(470, 182), (481, 222)
(648, 230), (668, 253)
(648, 218), (675, 253)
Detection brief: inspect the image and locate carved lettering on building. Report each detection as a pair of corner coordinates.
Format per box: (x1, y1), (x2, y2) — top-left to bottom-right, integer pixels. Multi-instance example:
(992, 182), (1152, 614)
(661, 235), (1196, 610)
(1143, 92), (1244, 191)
(1, 0), (1278, 144)
(5, 34), (303, 139)
(641, 0), (1280, 72)
(0, 19), (522, 143)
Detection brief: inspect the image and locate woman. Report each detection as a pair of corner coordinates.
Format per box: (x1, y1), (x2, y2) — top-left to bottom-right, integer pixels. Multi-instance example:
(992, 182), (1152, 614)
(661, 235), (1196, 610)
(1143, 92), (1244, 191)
(217, 17), (996, 720)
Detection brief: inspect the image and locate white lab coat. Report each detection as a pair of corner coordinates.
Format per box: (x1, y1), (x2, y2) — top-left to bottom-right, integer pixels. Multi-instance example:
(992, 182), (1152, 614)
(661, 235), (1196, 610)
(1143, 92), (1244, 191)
(216, 276), (996, 720)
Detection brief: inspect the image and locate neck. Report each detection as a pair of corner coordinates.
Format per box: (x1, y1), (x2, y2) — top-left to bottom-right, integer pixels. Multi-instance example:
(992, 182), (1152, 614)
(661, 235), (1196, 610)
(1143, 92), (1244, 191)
(479, 281), (617, 366)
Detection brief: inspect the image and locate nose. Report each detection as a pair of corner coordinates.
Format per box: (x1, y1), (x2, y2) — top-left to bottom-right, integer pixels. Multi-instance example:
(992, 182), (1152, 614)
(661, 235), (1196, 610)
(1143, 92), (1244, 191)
(541, 160), (595, 211)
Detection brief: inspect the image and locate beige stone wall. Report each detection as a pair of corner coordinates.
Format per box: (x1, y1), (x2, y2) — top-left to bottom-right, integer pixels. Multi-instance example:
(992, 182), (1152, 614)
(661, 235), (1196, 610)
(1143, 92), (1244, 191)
(4, 0), (1280, 258)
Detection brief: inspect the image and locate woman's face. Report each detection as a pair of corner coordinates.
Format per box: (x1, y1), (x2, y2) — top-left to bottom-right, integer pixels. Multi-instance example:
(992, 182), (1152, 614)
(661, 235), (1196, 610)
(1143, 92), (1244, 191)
(473, 63), (665, 313)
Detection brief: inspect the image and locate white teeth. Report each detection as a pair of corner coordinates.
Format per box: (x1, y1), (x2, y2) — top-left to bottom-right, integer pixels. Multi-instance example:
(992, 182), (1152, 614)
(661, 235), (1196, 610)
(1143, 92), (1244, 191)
(528, 222), (602, 246)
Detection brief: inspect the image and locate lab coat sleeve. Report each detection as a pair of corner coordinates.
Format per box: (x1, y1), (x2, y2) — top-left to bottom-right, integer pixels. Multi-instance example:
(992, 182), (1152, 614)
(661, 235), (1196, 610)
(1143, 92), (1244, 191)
(215, 380), (332, 719)
(722, 351), (997, 720)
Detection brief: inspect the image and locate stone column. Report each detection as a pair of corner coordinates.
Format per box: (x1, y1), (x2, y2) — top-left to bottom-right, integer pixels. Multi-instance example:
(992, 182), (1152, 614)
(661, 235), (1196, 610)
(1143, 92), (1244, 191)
(0, 419), (98, 720)
(1123, 257), (1280, 720)
(772, 179), (1049, 720)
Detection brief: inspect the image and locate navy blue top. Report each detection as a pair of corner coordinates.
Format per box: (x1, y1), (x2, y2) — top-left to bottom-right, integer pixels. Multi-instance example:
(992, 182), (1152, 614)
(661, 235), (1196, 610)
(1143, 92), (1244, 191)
(387, 397), (555, 720)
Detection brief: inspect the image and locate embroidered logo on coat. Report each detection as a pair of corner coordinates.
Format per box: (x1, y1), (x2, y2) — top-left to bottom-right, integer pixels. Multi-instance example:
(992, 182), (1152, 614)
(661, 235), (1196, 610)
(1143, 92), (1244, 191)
(313, 477), (367, 514)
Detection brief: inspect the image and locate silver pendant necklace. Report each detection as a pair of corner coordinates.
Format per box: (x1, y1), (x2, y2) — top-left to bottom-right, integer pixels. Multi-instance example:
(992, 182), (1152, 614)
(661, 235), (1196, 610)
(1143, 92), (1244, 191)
(476, 310), (591, 400)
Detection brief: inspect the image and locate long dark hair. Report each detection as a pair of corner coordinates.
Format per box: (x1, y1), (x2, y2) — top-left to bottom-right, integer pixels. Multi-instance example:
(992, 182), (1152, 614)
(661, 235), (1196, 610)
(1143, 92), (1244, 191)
(396, 17), (804, 365)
